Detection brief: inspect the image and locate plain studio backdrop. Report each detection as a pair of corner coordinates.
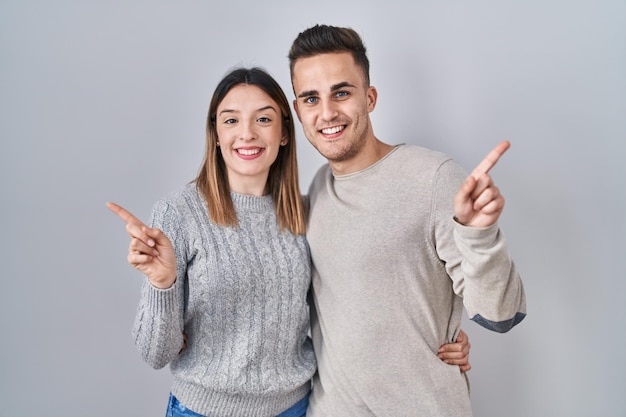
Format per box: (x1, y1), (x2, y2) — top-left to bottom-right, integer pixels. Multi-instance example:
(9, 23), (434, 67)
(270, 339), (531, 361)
(1, 1), (624, 416)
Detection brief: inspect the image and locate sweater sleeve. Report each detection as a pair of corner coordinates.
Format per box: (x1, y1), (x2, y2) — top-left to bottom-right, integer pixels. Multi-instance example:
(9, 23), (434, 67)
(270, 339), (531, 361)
(453, 222), (526, 332)
(131, 199), (188, 369)
(434, 159), (526, 333)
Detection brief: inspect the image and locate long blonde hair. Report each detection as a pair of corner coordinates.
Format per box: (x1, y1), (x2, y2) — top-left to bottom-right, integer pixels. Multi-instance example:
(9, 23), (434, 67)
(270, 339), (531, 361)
(195, 67), (306, 235)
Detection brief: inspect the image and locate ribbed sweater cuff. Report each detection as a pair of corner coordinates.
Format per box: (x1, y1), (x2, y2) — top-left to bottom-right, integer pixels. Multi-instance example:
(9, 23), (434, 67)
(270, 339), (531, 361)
(144, 281), (178, 315)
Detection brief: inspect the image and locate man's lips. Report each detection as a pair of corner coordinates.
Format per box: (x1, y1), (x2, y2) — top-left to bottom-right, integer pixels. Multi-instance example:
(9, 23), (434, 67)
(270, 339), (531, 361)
(320, 125), (345, 136)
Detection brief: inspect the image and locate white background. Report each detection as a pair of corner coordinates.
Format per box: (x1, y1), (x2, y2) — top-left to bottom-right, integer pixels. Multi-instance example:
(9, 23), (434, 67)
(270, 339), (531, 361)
(1, 1), (624, 416)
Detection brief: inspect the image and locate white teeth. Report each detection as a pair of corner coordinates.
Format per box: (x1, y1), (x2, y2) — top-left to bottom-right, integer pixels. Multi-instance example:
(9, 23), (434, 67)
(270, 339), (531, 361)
(322, 126), (343, 134)
(237, 148), (261, 155)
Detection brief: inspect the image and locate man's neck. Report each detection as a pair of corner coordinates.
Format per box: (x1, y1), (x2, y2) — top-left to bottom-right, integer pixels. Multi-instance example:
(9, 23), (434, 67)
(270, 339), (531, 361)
(329, 138), (395, 176)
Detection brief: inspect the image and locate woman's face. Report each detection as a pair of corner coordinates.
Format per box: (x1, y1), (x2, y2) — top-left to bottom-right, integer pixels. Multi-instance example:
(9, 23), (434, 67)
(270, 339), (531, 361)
(215, 84), (286, 195)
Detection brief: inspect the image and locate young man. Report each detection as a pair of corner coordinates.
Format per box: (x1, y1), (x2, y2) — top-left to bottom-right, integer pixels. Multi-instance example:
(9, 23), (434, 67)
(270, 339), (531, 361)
(288, 24), (526, 416)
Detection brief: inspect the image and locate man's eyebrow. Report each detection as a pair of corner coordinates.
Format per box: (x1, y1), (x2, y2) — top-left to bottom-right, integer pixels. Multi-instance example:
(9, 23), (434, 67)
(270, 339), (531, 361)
(297, 89), (318, 99)
(297, 82), (357, 99)
(331, 81), (356, 91)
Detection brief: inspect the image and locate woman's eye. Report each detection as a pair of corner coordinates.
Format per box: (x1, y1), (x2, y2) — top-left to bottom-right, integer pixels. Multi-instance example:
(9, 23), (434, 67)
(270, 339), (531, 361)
(224, 118), (237, 124)
(257, 117), (271, 123)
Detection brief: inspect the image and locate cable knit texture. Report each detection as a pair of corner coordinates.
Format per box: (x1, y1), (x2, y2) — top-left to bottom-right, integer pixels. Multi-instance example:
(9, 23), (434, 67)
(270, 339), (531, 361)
(132, 184), (315, 417)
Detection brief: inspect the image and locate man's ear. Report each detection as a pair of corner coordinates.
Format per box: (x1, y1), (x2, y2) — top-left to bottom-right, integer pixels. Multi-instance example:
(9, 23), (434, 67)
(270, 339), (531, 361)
(367, 86), (378, 112)
(293, 99), (302, 122)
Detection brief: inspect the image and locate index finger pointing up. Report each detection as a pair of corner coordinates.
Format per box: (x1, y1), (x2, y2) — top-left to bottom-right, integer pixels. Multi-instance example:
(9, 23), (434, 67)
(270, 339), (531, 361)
(470, 140), (511, 179)
(106, 201), (145, 227)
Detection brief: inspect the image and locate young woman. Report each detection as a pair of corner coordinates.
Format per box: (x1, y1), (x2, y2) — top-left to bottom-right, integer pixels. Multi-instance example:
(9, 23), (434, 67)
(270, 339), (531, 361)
(107, 67), (470, 417)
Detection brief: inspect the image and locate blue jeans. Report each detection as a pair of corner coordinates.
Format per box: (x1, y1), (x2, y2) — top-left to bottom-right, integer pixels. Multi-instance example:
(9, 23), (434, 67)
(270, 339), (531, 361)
(165, 394), (204, 417)
(276, 392), (309, 417)
(165, 392), (309, 417)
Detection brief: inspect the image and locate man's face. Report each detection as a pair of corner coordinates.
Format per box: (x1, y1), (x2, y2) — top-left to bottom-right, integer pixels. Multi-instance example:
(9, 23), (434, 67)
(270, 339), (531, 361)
(291, 52), (377, 171)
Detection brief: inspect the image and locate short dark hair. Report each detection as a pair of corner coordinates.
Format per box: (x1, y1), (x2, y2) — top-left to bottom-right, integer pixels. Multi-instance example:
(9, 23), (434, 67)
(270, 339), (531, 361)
(288, 24), (370, 86)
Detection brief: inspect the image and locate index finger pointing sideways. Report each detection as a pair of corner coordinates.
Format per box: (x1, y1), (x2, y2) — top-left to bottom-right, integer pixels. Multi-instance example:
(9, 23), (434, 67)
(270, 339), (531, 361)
(470, 140), (511, 179)
(105, 201), (144, 226)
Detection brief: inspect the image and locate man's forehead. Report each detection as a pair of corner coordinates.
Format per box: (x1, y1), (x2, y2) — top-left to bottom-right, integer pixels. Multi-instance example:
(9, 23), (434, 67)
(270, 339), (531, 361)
(292, 53), (361, 93)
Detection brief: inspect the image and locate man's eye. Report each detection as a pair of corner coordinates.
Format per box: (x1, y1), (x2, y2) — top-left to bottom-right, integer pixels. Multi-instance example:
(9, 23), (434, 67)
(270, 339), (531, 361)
(305, 97), (318, 104)
(335, 91), (348, 98)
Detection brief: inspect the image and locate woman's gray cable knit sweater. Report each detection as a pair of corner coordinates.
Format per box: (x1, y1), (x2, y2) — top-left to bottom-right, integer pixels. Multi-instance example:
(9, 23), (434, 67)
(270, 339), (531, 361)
(131, 184), (315, 417)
